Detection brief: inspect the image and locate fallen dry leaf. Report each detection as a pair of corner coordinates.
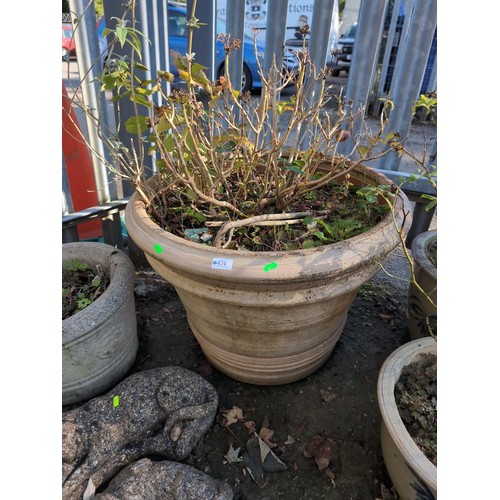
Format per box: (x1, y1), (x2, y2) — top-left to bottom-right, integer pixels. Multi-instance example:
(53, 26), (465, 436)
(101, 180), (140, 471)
(304, 434), (340, 471)
(222, 406), (244, 426)
(244, 420), (257, 433)
(224, 444), (243, 464)
(259, 427), (277, 448)
(320, 389), (338, 403)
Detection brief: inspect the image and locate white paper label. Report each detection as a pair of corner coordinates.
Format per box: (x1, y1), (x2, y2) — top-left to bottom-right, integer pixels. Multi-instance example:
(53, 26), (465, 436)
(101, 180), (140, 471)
(211, 258), (233, 270)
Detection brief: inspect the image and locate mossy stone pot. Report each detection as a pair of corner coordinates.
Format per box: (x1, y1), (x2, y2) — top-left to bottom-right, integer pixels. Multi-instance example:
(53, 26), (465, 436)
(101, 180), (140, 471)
(377, 337), (437, 499)
(407, 230), (437, 339)
(125, 164), (412, 385)
(62, 243), (138, 405)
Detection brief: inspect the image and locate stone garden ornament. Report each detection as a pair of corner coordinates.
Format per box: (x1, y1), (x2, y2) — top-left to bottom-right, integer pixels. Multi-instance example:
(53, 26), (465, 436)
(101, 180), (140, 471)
(94, 458), (233, 499)
(62, 367), (219, 499)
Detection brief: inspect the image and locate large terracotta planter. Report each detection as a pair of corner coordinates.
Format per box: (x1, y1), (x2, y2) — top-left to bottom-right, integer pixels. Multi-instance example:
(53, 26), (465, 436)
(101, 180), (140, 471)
(62, 242), (138, 405)
(407, 230), (437, 339)
(125, 164), (412, 385)
(377, 337), (437, 499)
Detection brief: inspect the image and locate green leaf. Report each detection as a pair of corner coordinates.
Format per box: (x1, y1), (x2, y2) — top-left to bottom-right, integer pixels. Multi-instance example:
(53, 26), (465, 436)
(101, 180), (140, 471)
(421, 194), (437, 212)
(357, 145), (369, 157)
(129, 93), (150, 106)
(63, 259), (89, 272)
(191, 63), (207, 74)
(312, 230), (327, 240)
(91, 276), (102, 287)
(163, 134), (175, 152)
(301, 239), (316, 249)
(158, 71), (174, 82)
(115, 26), (128, 47)
(285, 164), (305, 175)
(315, 219), (335, 238)
(125, 115), (149, 134)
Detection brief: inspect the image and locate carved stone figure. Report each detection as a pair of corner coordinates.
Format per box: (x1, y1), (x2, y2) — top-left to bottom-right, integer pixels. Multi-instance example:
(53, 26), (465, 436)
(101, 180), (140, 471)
(62, 367), (219, 499)
(94, 458), (233, 499)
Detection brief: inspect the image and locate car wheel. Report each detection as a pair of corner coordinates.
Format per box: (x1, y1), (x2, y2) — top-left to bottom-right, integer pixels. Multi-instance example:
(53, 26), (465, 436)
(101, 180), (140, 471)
(218, 64), (252, 93)
(330, 68), (340, 77)
(241, 64), (252, 93)
(62, 48), (69, 61)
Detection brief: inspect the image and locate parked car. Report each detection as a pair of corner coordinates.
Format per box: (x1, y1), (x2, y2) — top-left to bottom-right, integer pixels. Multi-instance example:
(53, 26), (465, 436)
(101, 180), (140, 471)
(62, 23), (76, 61)
(328, 22), (357, 76)
(167, 3), (296, 92)
(62, 18), (109, 64)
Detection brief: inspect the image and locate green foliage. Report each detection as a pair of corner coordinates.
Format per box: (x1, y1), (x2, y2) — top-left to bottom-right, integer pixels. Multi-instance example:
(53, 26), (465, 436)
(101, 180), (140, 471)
(62, 260), (109, 320)
(412, 92), (437, 118)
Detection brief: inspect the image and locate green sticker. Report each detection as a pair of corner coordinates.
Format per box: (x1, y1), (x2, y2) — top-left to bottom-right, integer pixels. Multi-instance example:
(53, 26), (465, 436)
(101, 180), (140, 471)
(154, 244), (163, 254)
(263, 262), (278, 272)
(113, 395), (120, 407)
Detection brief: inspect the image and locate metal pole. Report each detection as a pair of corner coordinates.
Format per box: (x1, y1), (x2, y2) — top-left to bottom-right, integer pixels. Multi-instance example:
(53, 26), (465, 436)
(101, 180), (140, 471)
(378, 0), (437, 171)
(69, 0), (115, 203)
(187, 0), (216, 81)
(374, 0), (402, 111)
(308, 0), (335, 76)
(103, 0), (155, 196)
(338, 0), (389, 156)
(263, 0), (288, 76)
(298, 0), (335, 150)
(226, 0), (246, 92)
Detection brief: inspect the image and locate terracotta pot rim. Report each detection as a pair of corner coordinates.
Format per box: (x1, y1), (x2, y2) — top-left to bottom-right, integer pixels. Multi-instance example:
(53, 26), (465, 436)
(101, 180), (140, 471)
(62, 242), (136, 345)
(125, 163), (413, 283)
(377, 337), (437, 487)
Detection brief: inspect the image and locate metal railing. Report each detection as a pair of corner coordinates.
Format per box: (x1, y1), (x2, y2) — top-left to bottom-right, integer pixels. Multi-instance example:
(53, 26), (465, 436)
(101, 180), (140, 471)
(62, 0), (436, 248)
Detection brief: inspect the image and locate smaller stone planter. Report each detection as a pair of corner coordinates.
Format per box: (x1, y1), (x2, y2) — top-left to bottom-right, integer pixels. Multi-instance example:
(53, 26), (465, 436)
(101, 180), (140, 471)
(377, 337), (437, 500)
(407, 230), (437, 339)
(62, 242), (138, 406)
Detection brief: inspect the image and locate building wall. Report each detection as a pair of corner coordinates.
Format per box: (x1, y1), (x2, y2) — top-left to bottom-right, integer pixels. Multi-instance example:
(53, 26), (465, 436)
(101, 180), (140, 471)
(339, 0), (360, 34)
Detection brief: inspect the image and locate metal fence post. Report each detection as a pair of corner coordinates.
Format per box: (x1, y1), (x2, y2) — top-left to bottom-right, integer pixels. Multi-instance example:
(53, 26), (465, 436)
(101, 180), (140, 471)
(338, 0), (389, 156)
(226, 0), (246, 93)
(297, 0), (335, 149)
(263, 0), (288, 77)
(69, 0), (115, 203)
(377, 0), (437, 171)
(187, 0), (216, 81)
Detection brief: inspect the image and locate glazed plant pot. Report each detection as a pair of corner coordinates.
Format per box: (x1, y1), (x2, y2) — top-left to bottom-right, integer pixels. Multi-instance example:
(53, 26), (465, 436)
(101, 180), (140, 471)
(62, 242), (138, 405)
(377, 337), (437, 499)
(125, 164), (412, 385)
(407, 230), (437, 339)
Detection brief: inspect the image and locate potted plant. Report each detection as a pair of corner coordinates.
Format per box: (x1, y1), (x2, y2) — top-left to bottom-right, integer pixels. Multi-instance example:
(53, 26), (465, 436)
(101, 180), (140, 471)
(377, 337), (437, 499)
(404, 93), (437, 339)
(71, 1), (412, 385)
(407, 229), (437, 339)
(62, 242), (138, 405)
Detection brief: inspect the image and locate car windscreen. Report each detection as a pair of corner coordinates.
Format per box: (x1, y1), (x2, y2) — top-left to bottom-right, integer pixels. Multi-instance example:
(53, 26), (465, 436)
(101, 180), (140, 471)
(344, 24), (357, 38)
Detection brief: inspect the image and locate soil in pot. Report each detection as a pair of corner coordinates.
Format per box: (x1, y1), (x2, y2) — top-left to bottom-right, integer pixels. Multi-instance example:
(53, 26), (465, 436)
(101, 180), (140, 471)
(62, 258), (110, 320)
(148, 175), (390, 251)
(394, 352), (437, 466)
